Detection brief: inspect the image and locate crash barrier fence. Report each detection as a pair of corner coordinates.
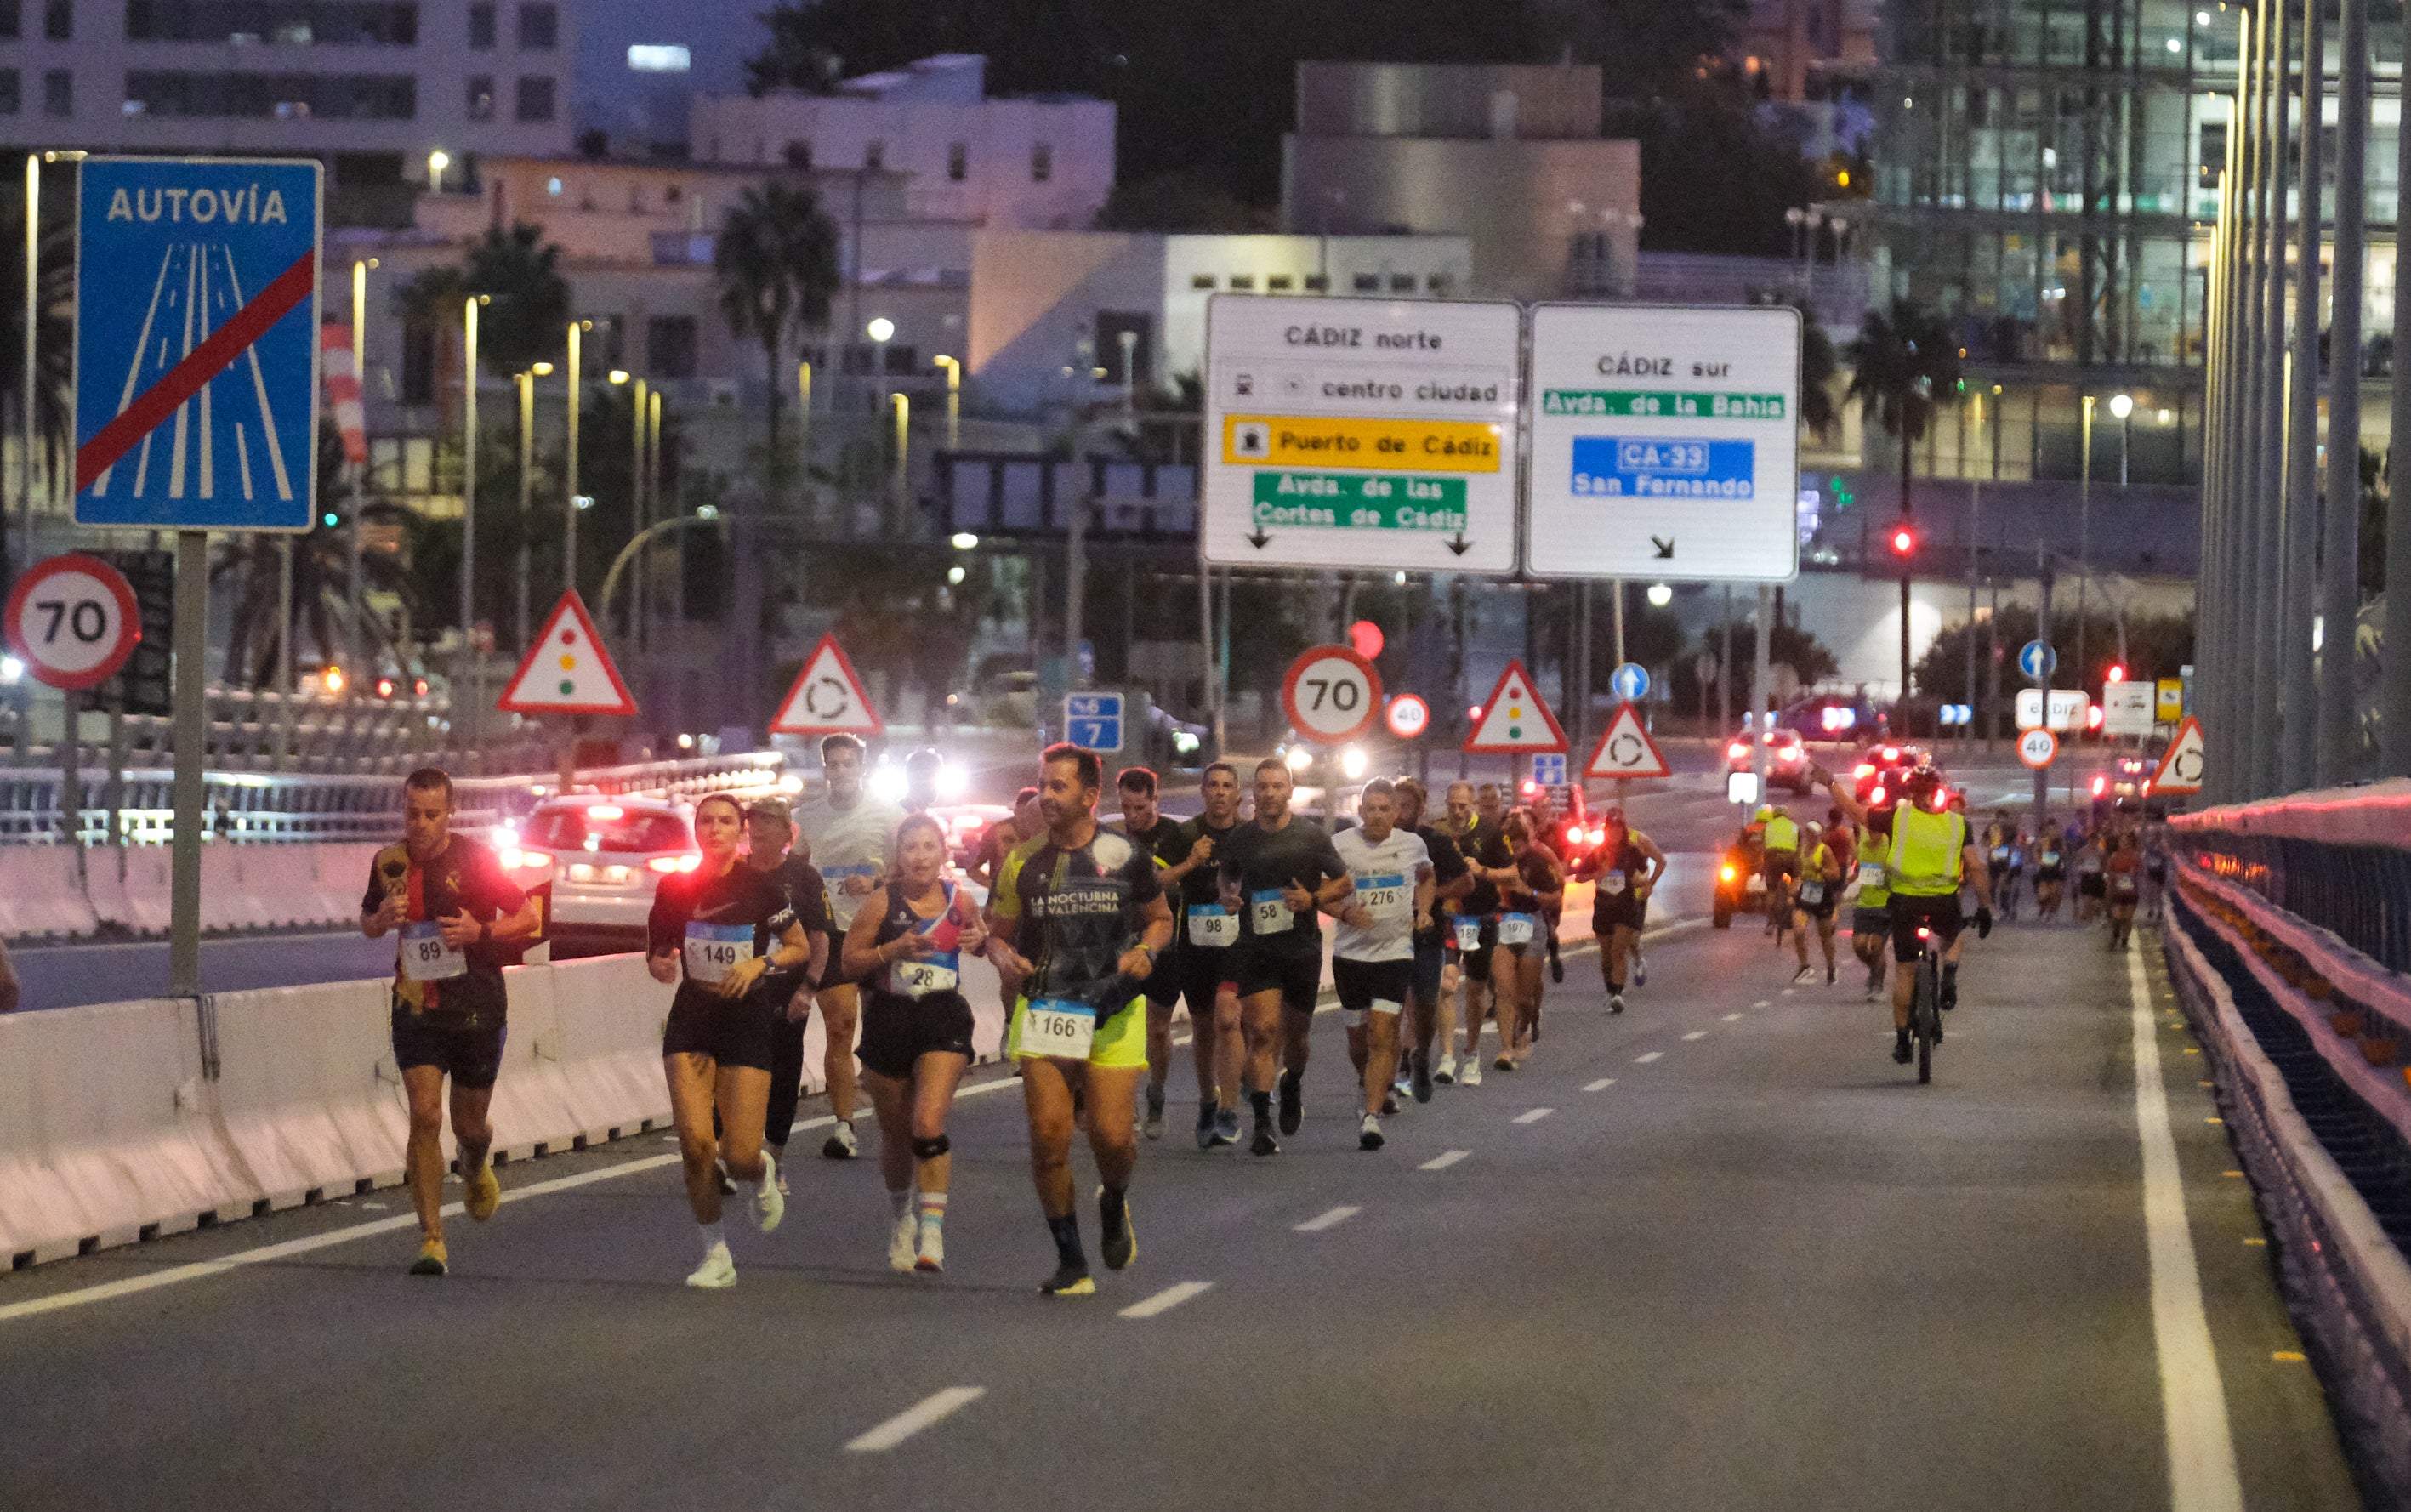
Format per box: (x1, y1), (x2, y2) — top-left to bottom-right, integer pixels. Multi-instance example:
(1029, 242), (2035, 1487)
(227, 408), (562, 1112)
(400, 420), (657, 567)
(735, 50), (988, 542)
(0, 751), (789, 849)
(2166, 784), (2411, 1505)
(0, 948), (1015, 1270)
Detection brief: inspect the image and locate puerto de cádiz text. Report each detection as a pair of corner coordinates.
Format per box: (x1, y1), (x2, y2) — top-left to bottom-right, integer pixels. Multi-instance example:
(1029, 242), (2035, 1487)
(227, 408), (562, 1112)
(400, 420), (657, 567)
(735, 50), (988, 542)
(103, 184), (293, 225)
(1544, 389), (1786, 419)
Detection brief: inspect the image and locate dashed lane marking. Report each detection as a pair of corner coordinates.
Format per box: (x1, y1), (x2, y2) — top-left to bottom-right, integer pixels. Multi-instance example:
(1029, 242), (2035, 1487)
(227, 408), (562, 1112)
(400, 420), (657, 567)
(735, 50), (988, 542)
(1722, 1013), (1744, 1021)
(1583, 1078), (1616, 1092)
(1120, 1282), (1214, 1319)
(1681, 1032), (1708, 1041)
(1419, 1151), (1469, 1171)
(1294, 1206), (1361, 1233)
(845, 1387), (987, 1452)
(1633, 1052), (1664, 1064)
(1752, 1000), (1771, 1009)
(1513, 1108), (1554, 1125)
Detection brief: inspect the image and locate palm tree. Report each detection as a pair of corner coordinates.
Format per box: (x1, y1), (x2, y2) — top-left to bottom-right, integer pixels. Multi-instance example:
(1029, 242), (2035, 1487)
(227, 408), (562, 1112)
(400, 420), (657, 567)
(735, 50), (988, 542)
(0, 179), (74, 593)
(712, 184), (842, 478)
(1845, 303), (1961, 697)
(395, 222), (572, 376)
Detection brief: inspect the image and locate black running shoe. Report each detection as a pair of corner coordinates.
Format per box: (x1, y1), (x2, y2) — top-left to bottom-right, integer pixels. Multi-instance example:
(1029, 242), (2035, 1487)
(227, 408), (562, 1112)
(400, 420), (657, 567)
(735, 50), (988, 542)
(1411, 1051), (1433, 1105)
(1098, 1187), (1136, 1270)
(1194, 1102), (1220, 1151)
(1549, 951), (1564, 985)
(1277, 1071), (1303, 1136)
(1940, 980), (1959, 1013)
(1379, 1090), (1399, 1116)
(1891, 1031), (1913, 1065)
(1038, 1262), (1096, 1297)
(1251, 1124), (1280, 1157)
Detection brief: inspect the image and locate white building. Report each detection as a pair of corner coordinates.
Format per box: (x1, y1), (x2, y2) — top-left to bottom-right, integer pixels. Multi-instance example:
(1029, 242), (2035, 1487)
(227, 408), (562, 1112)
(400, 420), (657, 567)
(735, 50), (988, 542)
(1, 0), (575, 219)
(689, 54), (1113, 231)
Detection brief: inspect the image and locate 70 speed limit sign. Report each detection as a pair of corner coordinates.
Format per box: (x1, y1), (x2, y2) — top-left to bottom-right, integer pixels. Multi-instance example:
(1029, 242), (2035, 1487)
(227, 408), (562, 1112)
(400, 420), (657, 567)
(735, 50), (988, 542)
(3, 553), (141, 690)
(1282, 645), (1383, 745)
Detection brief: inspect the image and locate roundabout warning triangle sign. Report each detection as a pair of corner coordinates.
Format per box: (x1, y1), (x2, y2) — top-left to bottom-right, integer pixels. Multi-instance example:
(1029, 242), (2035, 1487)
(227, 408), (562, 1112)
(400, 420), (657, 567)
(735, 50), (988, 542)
(1584, 702), (1671, 779)
(1463, 660), (1567, 753)
(770, 634), (884, 736)
(497, 592), (635, 716)
(2148, 716), (2204, 795)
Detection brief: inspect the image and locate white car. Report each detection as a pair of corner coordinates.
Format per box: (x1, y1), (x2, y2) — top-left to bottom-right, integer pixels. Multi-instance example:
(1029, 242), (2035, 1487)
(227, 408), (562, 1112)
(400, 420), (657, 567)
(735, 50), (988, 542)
(501, 796), (698, 957)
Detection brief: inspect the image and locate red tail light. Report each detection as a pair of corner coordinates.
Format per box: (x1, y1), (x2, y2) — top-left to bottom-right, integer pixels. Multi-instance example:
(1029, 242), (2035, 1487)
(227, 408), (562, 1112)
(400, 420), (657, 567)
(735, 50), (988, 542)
(1853, 763), (1875, 778)
(1727, 742), (1748, 759)
(1565, 825), (1583, 845)
(1869, 786), (1888, 806)
(2090, 775), (2107, 797)
(649, 853), (704, 874)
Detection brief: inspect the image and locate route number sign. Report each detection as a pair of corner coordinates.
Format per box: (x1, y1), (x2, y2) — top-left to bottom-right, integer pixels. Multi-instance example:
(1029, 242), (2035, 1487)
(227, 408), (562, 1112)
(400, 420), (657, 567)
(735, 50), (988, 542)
(2017, 728), (2059, 769)
(1282, 645), (1383, 745)
(3, 553), (142, 690)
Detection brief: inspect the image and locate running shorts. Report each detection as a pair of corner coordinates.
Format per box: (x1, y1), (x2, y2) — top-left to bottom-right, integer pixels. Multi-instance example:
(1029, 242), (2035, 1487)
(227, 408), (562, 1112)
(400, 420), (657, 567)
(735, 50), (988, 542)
(1232, 944), (1322, 1014)
(1006, 996), (1147, 1068)
(1331, 957), (1412, 1028)
(1593, 887), (1647, 935)
(662, 993), (779, 1072)
(858, 989), (975, 1079)
(1888, 893), (1965, 964)
(390, 1013), (508, 1091)
(1851, 904), (1892, 937)
(1179, 942), (1234, 1020)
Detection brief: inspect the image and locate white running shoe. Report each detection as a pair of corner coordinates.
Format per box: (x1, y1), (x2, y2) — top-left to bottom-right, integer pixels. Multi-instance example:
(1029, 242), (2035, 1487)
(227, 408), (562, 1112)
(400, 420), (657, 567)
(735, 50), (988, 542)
(916, 1220), (945, 1273)
(888, 1209), (918, 1273)
(1432, 1051), (1457, 1085)
(753, 1152), (785, 1234)
(1459, 1054), (1484, 1087)
(685, 1242), (736, 1289)
(1609, 992), (1627, 1015)
(1358, 1112), (1385, 1151)
(1632, 949), (1648, 986)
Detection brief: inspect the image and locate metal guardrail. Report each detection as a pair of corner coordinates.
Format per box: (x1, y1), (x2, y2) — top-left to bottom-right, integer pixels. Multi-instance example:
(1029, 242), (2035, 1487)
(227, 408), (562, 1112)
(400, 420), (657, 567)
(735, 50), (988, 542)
(0, 752), (790, 844)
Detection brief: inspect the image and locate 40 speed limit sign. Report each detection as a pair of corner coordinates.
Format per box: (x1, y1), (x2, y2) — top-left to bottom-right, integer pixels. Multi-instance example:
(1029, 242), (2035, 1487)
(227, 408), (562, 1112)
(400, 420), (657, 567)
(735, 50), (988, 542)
(1282, 645), (1383, 745)
(3, 553), (141, 690)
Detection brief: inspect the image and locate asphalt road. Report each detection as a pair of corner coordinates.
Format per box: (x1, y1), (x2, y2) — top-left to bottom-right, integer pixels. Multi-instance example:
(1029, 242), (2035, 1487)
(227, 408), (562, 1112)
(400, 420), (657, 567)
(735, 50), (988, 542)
(0, 908), (2365, 1512)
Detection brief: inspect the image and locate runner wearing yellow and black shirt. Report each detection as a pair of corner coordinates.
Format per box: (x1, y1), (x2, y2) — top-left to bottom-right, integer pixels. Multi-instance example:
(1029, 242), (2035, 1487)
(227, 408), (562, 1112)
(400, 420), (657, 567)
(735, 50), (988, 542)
(360, 766), (543, 1276)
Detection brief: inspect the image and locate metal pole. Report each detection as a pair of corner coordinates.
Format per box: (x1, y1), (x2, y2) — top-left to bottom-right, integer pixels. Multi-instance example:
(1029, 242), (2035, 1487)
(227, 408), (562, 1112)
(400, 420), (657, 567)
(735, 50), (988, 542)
(1216, 568), (1231, 756)
(1573, 581), (1591, 764)
(1065, 466), (1088, 692)
(276, 536), (293, 768)
(796, 361), (812, 521)
(461, 297), (480, 753)
(1198, 550), (1218, 760)
(2386, 0), (2411, 773)
(1717, 584), (1731, 737)
(891, 392), (909, 531)
(2280, 0), (2323, 794)
(169, 530), (207, 996)
(350, 259), (369, 672)
(2251, 0), (2292, 799)
(2317, 0), (2368, 783)
(2077, 395), (2092, 702)
(564, 321), (581, 595)
(1966, 465), (1980, 746)
(1750, 584), (1771, 806)
(20, 154), (36, 580)
(630, 376), (647, 653)
(516, 370), (534, 653)
(2032, 559), (2054, 827)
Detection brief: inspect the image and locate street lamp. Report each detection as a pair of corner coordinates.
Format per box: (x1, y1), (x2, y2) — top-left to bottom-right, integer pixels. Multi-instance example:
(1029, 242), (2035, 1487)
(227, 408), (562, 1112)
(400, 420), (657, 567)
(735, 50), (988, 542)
(515, 367), (537, 653)
(932, 354), (961, 449)
(2107, 391), (2134, 487)
(461, 294), (489, 745)
(428, 150), (451, 194)
(867, 316), (895, 410)
(1646, 583), (1674, 607)
(2078, 394), (2097, 702)
(564, 319), (589, 595)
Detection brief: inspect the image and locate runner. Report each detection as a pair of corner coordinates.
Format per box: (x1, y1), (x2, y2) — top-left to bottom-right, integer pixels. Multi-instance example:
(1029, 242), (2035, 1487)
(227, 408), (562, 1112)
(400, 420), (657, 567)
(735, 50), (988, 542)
(647, 793), (816, 1288)
(1475, 810), (1562, 1071)
(743, 800), (833, 1188)
(1576, 806), (1664, 1015)
(984, 744), (1175, 1295)
(969, 787), (1043, 890)
(1219, 757), (1352, 1154)
(1168, 762), (1246, 1149)
(2033, 825), (2067, 921)
(2073, 831), (2107, 924)
(0, 935), (17, 1013)
(360, 766), (543, 1276)
(1439, 780), (1502, 1087)
(1790, 821), (1844, 985)
(1330, 779), (1435, 1150)
(1114, 766), (1193, 1141)
(1393, 777), (1471, 1101)
(2105, 830), (2143, 950)
(1847, 810), (1895, 1001)
(793, 732), (906, 1160)
(842, 811), (987, 1274)
(1528, 787), (1567, 986)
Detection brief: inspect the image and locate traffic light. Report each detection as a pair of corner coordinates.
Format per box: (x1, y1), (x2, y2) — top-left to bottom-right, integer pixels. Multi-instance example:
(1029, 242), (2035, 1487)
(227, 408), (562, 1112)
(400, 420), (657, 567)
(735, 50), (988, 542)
(1889, 523), (1916, 557)
(2106, 664), (2127, 684)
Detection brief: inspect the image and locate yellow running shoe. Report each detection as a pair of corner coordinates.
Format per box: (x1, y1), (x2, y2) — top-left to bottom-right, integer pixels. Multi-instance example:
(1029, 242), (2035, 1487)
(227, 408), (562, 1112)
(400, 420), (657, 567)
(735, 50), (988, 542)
(410, 1237), (448, 1276)
(464, 1164), (501, 1222)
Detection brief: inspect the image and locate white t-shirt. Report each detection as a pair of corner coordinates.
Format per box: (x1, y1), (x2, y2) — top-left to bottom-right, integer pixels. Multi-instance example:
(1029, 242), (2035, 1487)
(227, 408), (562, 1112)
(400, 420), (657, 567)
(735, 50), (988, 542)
(793, 789), (905, 929)
(1331, 826), (1430, 963)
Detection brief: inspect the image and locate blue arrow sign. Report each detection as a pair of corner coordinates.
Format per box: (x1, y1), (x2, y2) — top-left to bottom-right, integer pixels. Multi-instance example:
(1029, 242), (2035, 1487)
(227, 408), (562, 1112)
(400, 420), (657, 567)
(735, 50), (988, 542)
(2017, 640), (2057, 680)
(1065, 691), (1124, 753)
(73, 157), (322, 531)
(1609, 662), (1651, 702)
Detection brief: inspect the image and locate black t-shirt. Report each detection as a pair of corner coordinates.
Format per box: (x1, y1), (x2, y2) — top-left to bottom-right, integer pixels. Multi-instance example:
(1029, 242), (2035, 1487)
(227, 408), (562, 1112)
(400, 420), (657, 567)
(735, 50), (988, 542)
(866, 880), (979, 1011)
(1483, 833), (1557, 914)
(753, 854), (832, 996)
(1218, 817), (1348, 955)
(364, 834), (526, 1026)
(647, 861), (799, 1013)
(993, 825), (1164, 1009)
(1173, 816), (1240, 912)
(1444, 816), (1504, 917)
(1412, 824), (1468, 949)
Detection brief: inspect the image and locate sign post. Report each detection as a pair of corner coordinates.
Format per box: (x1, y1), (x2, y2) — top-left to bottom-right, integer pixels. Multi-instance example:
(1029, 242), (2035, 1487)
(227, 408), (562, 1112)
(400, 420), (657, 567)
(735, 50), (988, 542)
(72, 156), (322, 996)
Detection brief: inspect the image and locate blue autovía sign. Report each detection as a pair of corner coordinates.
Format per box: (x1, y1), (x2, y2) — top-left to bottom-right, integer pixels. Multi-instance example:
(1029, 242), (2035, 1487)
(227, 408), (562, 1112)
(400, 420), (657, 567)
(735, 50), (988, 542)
(1572, 436), (1756, 499)
(72, 156), (321, 531)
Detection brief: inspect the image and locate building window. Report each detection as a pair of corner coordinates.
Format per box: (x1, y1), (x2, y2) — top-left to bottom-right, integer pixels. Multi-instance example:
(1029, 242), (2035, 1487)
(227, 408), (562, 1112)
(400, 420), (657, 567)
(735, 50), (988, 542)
(1191, 274), (1215, 290)
(863, 139), (884, 170)
(127, 3), (419, 43)
(947, 142), (967, 181)
(469, 3), (494, 48)
(1427, 273), (1455, 295)
(401, 321), (437, 405)
(515, 76), (554, 122)
(782, 139), (811, 169)
(123, 71), (417, 120)
(0, 3), (19, 39)
(1389, 273), (1416, 293)
(465, 76), (494, 121)
(884, 343), (918, 375)
(1228, 275), (1254, 291)
(1304, 274), (1328, 292)
(42, 0), (66, 39)
(647, 315), (698, 379)
(1352, 273), (1380, 292)
(42, 69), (69, 117)
(517, 3), (556, 48)
(1266, 274), (1294, 292)
(1031, 142), (1052, 182)
(0, 72), (17, 116)
(627, 45), (691, 74)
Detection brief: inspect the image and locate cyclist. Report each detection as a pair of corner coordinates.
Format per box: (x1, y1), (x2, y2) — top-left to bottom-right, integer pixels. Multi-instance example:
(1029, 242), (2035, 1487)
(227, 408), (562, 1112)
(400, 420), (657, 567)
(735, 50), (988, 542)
(1759, 804), (1800, 942)
(2033, 823), (2067, 921)
(1393, 777), (1471, 1099)
(1220, 757), (1352, 1154)
(1439, 780), (1503, 1086)
(361, 766), (543, 1276)
(1825, 764), (1991, 1064)
(843, 810), (987, 1274)
(1169, 762), (1244, 1149)
(1846, 807), (1894, 1001)
(1574, 806), (1663, 1014)
(793, 732), (905, 1161)
(984, 744), (1175, 1296)
(1114, 766), (1193, 1141)
(648, 793), (816, 1288)
(742, 801), (833, 1188)
(1790, 820), (1845, 986)
(2105, 830), (2143, 950)
(1330, 778), (1435, 1150)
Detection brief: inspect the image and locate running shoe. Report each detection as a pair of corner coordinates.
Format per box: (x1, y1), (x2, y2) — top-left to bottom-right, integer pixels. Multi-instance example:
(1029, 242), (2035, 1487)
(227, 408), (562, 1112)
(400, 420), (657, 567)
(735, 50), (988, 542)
(1277, 1071), (1304, 1136)
(1940, 980), (1959, 1013)
(888, 1210), (918, 1273)
(686, 1242), (737, 1289)
(1098, 1187), (1136, 1270)
(1212, 1107), (1242, 1147)
(1250, 1124), (1280, 1157)
(753, 1152), (785, 1234)
(464, 1163), (500, 1222)
(773, 1160), (792, 1197)
(1609, 992), (1626, 1015)
(1411, 1051), (1434, 1104)
(1458, 1055), (1483, 1087)
(1359, 1112), (1385, 1151)
(1825, 965), (1837, 986)
(1142, 1085), (1166, 1141)
(1549, 951), (1565, 985)
(1038, 1262), (1096, 1297)
(1891, 1031), (1913, 1065)
(1433, 1051), (1458, 1086)
(1493, 1053), (1515, 1072)
(714, 1161), (736, 1197)
(1380, 1090), (1400, 1117)
(409, 1237), (447, 1276)
(1791, 964), (1812, 985)
(822, 1121), (858, 1160)
(1632, 949), (1647, 987)
(915, 1221), (944, 1274)
(1195, 1102), (1220, 1151)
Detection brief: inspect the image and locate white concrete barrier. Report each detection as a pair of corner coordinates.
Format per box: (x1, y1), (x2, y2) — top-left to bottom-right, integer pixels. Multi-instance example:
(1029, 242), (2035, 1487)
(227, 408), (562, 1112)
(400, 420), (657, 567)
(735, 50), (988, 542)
(0, 846), (100, 941)
(209, 978), (408, 1209)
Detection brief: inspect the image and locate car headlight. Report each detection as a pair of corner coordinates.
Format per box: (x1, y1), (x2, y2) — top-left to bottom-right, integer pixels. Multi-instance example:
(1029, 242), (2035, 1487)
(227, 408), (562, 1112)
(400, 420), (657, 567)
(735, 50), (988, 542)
(867, 765), (909, 804)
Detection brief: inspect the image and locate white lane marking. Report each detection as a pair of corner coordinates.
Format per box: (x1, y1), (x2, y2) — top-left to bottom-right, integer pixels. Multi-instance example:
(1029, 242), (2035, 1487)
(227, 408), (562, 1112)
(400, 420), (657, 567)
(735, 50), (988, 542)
(1513, 1108), (1554, 1124)
(845, 1386), (987, 1452)
(1583, 1078), (1616, 1092)
(1633, 1051), (1664, 1064)
(1419, 1151), (1469, 1171)
(1722, 1013), (1744, 1021)
(1781, 987), (1797, 997)
(1681, 1031), (1708, 1042)
(2126, 946), (2245, 1512)
(1120, 1281), (1215, 1319)
(1752, 1000), (1771, 1009)
(1294, 1205), (1361, 1232)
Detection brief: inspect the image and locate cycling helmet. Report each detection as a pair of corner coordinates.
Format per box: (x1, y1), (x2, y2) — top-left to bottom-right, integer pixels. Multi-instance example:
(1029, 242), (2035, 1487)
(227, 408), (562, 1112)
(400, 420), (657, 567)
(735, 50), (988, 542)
(1899, 762), (1944, 801)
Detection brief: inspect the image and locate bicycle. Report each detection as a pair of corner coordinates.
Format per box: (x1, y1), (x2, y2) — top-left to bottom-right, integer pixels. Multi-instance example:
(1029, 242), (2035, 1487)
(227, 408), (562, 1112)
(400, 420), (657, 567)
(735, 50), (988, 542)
(1907, 924), (1944, 1084)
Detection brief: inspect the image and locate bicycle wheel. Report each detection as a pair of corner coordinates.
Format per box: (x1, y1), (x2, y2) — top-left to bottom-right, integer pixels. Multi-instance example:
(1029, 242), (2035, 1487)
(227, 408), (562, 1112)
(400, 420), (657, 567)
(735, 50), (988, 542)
(1913, 956), (1938, 1084)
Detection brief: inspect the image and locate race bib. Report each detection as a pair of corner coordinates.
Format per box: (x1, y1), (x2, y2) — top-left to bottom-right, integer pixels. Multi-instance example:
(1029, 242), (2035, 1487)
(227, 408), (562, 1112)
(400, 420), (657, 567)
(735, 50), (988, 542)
(1598, 871), (1627, 895)
(1857, 861), (1885, 890)
(1186, 904), (1237, 947)
(1498, 912), (1538, 946)
(1249, 888), (1294, 935)
(1021, 998), (1097, 1060)
(2112, 875), (2140, 895)
(1798, 879), (1826, 906)
(889, 956), (961, 998)
(1356, 873), (1409, 918)
(683, 922), (755, 985)
(1453, 918), (1482, 952)
(398, 920), (465, 982)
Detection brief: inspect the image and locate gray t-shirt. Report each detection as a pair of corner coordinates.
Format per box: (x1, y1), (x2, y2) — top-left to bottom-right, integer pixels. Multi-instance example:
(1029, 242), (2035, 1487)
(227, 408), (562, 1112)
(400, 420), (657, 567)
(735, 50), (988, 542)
(793, 789), (905, 929)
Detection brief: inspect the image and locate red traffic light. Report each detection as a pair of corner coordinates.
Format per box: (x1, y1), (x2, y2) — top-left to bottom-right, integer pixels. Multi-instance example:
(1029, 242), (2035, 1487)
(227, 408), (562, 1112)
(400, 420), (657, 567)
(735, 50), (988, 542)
(1889, 525), (1916, 555)
(2106, 664), (2127, 684)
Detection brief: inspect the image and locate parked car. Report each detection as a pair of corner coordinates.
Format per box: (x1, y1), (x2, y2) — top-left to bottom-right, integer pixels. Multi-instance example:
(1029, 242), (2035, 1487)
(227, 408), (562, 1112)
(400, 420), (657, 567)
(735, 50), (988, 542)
(1726, 727), (1816, 794)
(503, 796), (697, 958)
(1846, 741), (1930, 808)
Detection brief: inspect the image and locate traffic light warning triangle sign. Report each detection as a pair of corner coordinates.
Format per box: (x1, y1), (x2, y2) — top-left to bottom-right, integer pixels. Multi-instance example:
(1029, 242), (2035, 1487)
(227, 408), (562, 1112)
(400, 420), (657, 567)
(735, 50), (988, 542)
(1463, 660), (1567, 753)
(1584, 701), (1671, 780)
(2149, 716), (2205, 795)
(497, 591), (637, 717)
(770, 634), (884, 736)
